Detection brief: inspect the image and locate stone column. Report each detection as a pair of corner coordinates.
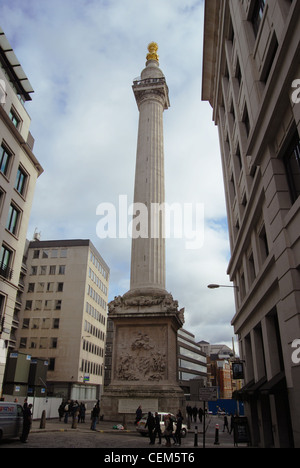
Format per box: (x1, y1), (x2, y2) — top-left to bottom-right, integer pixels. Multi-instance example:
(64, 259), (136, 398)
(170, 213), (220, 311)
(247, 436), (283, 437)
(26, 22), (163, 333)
(130, 45), (170, 294)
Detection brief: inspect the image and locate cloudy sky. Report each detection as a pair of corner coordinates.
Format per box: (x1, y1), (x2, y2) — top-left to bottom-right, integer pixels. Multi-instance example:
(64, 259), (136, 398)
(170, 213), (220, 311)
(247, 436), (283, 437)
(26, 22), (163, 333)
(1, 0), (238, 350)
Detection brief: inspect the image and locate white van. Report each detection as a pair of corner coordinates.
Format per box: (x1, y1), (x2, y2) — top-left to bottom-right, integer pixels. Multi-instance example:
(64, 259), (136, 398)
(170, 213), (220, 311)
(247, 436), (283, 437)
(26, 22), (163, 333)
(0, 402), (23, 441)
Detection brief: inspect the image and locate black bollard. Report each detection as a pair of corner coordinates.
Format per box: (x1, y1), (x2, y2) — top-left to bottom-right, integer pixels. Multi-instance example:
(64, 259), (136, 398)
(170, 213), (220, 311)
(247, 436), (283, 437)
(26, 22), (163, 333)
(194, 425), (198, 447)
(214, 423), (220, 445)
(40, 410), (46, 429)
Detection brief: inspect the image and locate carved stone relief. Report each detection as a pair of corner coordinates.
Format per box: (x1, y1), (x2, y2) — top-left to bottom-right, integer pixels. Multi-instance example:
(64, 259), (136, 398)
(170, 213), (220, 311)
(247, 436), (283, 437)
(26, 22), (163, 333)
(115, 330), (167, 382)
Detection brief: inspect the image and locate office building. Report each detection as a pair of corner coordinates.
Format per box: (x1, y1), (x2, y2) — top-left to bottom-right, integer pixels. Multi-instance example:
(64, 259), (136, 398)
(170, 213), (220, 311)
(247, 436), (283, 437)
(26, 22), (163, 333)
(15, 239), (109, 400)
(202, 0), (300, 447)
(0, 27), (43, 395)
(178, 329), (207, 397)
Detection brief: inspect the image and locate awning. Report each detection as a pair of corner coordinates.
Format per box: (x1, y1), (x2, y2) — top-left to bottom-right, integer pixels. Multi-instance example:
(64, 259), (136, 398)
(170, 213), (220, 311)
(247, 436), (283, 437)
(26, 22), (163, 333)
(233, 373), (286, 400)
(0, 28), (34, 101)
(259, 372), (286, 395)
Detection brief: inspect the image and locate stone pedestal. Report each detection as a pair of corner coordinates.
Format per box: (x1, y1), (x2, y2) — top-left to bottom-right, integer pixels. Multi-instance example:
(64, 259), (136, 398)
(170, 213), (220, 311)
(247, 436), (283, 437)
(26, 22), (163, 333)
(101, 289), (185, 420)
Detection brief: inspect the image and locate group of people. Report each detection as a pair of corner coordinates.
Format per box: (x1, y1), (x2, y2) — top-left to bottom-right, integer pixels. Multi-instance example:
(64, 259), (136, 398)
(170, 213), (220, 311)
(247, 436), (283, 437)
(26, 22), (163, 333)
(58, 399), (102, 431)
(144, 410), (184, 447)
(58, 400), (86, 424)
(186, 405), (205, 423)
(222, 413), (236, 434)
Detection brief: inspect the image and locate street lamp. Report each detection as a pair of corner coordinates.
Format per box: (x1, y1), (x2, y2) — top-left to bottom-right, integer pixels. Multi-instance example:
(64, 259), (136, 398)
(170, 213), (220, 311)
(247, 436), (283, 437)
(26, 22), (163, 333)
(207, 283), (239, 290)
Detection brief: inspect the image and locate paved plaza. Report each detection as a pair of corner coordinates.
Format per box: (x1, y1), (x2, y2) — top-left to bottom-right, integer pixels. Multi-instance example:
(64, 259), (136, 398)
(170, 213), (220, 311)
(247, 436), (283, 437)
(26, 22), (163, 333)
(0, 415), (251, 450)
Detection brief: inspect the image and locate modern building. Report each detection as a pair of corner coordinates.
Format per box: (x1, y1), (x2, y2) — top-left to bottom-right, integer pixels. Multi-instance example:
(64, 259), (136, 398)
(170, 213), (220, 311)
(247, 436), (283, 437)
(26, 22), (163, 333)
(178, 328), (207, 397)
(0, 27), (43, 396)
(14, 238), (110, 400)
(202, 0), (300, 447)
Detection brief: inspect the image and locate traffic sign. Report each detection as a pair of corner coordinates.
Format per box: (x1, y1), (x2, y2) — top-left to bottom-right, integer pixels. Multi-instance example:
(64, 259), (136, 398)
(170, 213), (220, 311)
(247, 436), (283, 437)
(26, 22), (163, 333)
(198, 386), (218, 401)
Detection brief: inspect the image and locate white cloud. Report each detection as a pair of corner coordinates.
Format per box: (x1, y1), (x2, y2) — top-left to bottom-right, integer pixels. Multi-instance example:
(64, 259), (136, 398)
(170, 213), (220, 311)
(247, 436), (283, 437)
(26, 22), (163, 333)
(0, 0), (237, 347)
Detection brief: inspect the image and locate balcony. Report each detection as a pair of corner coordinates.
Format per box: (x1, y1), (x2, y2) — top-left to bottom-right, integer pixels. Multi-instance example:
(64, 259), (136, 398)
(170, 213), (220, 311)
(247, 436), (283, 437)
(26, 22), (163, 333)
(0, 262), (13, 280)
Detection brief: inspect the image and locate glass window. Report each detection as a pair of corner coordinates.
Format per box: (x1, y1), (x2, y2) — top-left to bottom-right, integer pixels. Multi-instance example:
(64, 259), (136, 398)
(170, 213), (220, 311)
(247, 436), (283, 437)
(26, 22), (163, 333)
(0, 144), (11, 176)
(58, 265), (65, 275)
(15, 166), (27, 195)
(33, 250), (40, 259)
(32, 318), (40, 329)
(22, 318), (30, 329)
(39, 337), (47, 349)
(179, 358), (207, 373)
(52, 318), (59, 329)
(37, 282), (44, 292)
(252, 0), (266, 37)
(283, 131), (300, 204)
(0, 244), (13, 279)
(9, 108), (21, 128)
(20, 337), (27, 348)
(6, 204), (20, 235)
(42, 318), (50, 329)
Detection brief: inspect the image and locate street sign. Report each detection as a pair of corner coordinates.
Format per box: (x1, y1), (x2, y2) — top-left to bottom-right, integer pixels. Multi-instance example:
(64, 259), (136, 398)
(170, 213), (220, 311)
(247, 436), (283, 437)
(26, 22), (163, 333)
(198, 386), (218, 401)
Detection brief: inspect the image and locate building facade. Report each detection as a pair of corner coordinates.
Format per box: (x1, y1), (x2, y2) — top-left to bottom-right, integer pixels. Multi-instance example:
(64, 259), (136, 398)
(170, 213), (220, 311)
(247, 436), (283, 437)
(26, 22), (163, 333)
(202, 0), (300, 447)
(178, 329), (207, 397)
(0, 27), (43, 396)
(14, 239), (109, 400)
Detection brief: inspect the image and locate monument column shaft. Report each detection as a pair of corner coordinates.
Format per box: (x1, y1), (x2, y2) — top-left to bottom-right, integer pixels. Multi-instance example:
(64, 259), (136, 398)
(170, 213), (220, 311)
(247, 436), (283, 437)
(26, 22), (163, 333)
(130, 94), (166, 291)
(102, 44), (185, 421)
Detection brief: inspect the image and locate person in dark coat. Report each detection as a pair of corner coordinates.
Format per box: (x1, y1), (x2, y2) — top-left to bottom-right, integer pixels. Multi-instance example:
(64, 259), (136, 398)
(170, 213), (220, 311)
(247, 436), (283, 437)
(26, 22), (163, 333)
(90, 403), (100, 430)
(145, 412), (155, 445)
(135, 405), (142, 425)
(153, 412), (162, 444)
(223, 415), (229, 432)
(174, 410), (183, 446)
(192, 406), (198, 423)
(164, 414), (174, 447)
(21, 403), (32, 443)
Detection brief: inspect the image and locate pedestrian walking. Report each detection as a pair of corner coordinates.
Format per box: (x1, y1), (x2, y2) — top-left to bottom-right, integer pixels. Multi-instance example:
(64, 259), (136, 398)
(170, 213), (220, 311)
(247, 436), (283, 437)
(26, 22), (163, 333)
(153, 412), (162, 444)
(198, 407), (203, 423)
(192, 406), (198, 423)
(90, 403), (100, 430)
(58, 402), (65, 421)
(135, 405), (142, 425)
(174, 410), (183, 446)
(64, 400), (71, 423)
(21, 403), (33, 443)
(223, 415), (229, 433)
(78, 402), (86, 423)
(164, 414), (174, 447)
(145, 411), (155, 445)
